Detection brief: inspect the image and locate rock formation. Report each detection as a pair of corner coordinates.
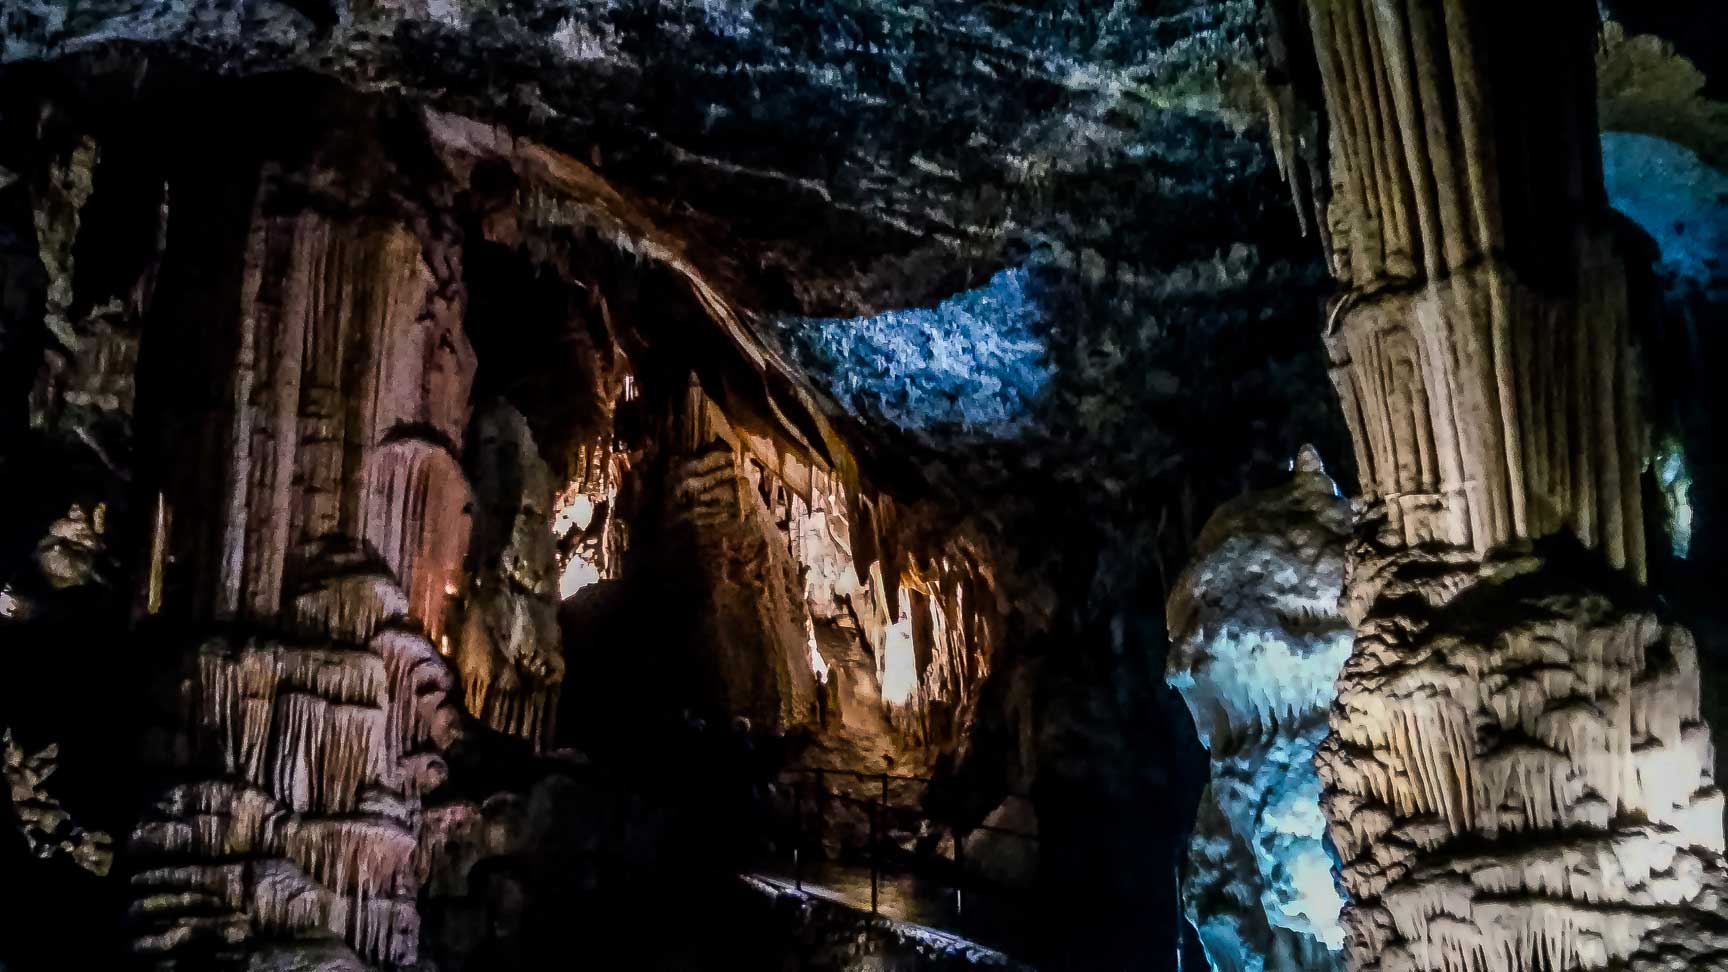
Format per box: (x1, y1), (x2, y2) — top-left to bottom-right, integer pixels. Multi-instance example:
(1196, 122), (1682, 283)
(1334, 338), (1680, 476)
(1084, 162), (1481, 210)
(2, 1), (1723, 969)
(456, 402), (564, 748)
(1166, 447), (1351, 972)
(3, 730), (112, 877)
(126, 119), (475, 965)
(1270, 2), (1728, 970)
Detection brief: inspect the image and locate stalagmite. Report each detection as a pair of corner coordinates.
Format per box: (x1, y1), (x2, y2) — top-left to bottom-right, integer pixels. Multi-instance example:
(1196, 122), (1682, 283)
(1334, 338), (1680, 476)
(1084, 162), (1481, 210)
(1271, 3), (1728, 970)
(1167, 448), (1352, 972)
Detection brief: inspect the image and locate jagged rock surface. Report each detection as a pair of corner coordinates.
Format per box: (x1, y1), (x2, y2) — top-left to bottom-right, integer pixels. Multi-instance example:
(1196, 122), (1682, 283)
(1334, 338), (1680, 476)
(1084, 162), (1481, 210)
(0, 0), (1269, 320)
(1166, 449), (1351, 972)
(1316, 537), (1726, 972)
(2, 730), (113, 877)
(456, 401), (564, 748)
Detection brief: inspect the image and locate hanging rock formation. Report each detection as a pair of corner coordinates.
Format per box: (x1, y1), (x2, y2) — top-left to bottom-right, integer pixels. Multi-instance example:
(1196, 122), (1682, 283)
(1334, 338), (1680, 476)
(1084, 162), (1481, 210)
(1166, 446), (1351, 972)
(1271, 2), (1728, 970)
(126, 116), (475, 965)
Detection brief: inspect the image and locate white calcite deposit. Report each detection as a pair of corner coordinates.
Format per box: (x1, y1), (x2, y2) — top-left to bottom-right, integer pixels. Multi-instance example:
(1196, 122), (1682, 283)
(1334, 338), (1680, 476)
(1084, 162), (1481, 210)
(1167, 446), (1351, 972)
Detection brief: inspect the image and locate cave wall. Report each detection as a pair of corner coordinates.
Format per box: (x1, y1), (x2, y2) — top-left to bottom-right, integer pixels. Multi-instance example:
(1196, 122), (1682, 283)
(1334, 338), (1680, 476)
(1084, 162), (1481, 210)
(0, 64), (1035, 967)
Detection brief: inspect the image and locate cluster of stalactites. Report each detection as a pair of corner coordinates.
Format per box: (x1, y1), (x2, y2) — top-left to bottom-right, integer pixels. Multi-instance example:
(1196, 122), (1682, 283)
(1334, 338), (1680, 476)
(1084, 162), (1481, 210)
(674, 370), (1001, 736)
(873, 554), (997, 736)
(553, 431), (631, 600)
(785, 465), (998, 739)
(1315, 550), (1725, 972)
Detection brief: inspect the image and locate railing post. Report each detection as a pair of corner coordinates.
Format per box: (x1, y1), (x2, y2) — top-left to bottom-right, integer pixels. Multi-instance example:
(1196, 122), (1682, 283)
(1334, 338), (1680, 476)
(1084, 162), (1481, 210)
(953, 825), (965, 921)
(872, 772), (887, 914)
(794, 777), (804, 892)
(814, 769), (826, 884)
(869, 803), (879, 913)
(869, 787), (880, 913)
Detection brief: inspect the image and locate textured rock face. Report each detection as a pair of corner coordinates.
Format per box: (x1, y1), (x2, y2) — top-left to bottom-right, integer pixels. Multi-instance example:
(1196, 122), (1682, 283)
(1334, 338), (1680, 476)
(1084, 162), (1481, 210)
(128, 139), (475, 964)
(1302, 3), (1646, 582)
(0, 0), (1269, 321)
(457, 401), (564, 747)
(1272, 2), (1728, 970)
(1166, 449), (1351, 972)
(663, 442), (819, 729)
(1316, 537), (1726, 972)
(3, 730), (112, 877)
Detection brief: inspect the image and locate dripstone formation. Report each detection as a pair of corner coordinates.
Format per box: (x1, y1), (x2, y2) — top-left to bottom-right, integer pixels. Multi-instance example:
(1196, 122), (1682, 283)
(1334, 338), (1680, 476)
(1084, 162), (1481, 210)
(1166, 447), (1352, 972)
(127, 125), (477, 965)
(0, 76), (1016, 969)
(1270, 2), (1728, 970)
(1, 1), (1726, 971)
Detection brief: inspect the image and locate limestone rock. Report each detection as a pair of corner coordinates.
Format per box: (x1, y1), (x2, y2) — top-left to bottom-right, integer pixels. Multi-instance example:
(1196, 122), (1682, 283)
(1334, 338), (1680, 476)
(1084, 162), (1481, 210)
(127, 138), (477, 964)
(1166, 452), (1352, 972)
(1316, 541), (1726, 972)
(3, 730), (113, 877)
(456, 402), (565, 748)
(1271, 3), (1728, 970)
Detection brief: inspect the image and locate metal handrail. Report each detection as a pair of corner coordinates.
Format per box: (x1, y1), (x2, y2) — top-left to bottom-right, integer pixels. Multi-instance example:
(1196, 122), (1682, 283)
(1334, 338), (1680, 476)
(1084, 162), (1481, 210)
(801, 789), (1038, 841)
(781, 764), (1036, 799)
(776, 765), (1038, 921)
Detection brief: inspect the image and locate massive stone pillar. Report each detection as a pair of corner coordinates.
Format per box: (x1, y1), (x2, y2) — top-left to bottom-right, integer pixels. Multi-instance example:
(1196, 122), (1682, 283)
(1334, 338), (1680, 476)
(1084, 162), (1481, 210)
(1280, 2), (1728, 970)
(125, 124), (474, 966)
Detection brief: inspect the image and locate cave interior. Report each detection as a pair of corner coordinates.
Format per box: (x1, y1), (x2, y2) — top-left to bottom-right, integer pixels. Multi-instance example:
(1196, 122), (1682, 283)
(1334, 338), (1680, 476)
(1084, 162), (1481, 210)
(2, 1), (1728, 971)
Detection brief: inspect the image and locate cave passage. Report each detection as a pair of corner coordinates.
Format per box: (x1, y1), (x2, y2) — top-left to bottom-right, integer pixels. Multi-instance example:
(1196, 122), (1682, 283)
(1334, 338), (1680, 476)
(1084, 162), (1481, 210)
(2, 2), (1728, 972)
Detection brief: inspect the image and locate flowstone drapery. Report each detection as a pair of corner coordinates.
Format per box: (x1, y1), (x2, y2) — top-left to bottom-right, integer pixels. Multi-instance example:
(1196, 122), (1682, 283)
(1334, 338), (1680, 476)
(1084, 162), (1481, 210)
(127, 138), (475, 965)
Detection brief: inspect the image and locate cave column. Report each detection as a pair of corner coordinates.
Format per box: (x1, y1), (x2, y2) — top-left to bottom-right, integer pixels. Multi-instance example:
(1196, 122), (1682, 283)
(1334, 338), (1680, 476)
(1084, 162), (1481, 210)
(125, 128), (474, 965)
(1289, 1), (1728, 969)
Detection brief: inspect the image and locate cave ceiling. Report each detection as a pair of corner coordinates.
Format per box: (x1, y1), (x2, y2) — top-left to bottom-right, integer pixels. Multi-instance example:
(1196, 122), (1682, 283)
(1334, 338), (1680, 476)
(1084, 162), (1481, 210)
(5, 0), (1276, 315)
(4, 0), (1725, 590)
